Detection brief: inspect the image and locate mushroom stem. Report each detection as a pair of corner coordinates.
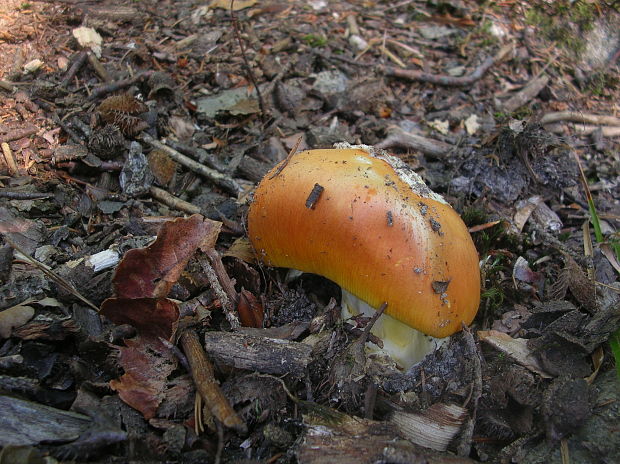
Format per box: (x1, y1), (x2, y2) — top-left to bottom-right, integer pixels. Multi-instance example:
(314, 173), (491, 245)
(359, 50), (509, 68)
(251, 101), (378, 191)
(341, 289), (445, 370)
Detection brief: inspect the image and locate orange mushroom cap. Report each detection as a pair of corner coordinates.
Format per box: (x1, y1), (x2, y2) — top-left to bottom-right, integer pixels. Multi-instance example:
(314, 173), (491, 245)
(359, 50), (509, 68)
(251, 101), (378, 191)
(247, 146), (480, 338)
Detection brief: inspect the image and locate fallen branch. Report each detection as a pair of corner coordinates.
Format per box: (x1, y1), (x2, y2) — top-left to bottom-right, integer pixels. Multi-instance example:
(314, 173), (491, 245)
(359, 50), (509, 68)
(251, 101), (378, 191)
(541, 111), (620, 127)
(197, 253), (240, 330)
(203, 331), (313, 377)
(384, 44), (512, 87)
(544, 123), (620, 137)
(88, 71), (154, 100)
(376, 127), (453, 157)
(149, 186), (200, 214)
(499, 75), (550, 113)
(179, 329), (247, 434)
(139, 132), (242, 195)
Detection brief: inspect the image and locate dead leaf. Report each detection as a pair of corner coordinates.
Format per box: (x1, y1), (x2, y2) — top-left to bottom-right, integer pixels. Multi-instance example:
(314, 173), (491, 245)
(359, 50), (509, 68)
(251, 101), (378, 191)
(223, 237), (257, 263)
(237, 289), (263, 328)
(100, 298), (180, 342)
(110, 337), (177, 419)
(112, 215), (221, 299)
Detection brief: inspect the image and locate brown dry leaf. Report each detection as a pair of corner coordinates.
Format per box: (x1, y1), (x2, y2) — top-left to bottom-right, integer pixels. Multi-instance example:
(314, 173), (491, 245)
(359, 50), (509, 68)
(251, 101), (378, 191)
(112, 215), (221, 299)
(0, 303), (35, 338)
(210, 0), (257, 11)
(237, 289), (263, 328)
(223, 237), (257, 263)
(110, 337), (177, 419)
(100, 298), (180, 342)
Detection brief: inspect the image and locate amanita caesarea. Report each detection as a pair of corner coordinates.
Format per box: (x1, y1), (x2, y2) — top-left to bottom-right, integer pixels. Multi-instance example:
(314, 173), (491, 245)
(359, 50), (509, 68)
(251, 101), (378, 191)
(247, 143), (480, 369)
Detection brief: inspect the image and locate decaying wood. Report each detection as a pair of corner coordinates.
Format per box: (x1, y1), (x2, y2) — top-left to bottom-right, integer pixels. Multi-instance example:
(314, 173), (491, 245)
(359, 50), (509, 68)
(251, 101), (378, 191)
(297, 403), (476, 464)
(377, 126), (453, 157)
(388, 403), (468, 452)
(139, 132), (242, 195)
(203, 331), (313, 377)
(540, 111), (620, 126)
(500, 75), (550, 113)
(1, 141), (18, 176)
(198, 249), (241, 330)
(149, 186), (200, 214)
(0, 395), (93, 446)
(179, 329), (247, 434)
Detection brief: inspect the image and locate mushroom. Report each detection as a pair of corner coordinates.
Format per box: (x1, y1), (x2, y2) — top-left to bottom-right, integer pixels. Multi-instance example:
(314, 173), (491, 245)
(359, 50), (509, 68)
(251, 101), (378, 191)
(247, 144), (480, 369)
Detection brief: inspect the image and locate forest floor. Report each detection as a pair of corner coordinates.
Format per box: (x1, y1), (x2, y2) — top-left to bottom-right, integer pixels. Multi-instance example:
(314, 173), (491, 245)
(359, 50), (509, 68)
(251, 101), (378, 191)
(0, 1), (619, 463)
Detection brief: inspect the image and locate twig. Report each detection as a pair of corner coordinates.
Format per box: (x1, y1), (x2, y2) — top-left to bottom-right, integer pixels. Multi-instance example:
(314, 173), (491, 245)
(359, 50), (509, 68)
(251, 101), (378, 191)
(230, 0), (266, 120)
(3, 236), (99, 311)
(87, 71), (154, 100)
(541, 111), (620, 126)
(215, 420), (225, 464)
(139, 132), (241, 195)
(198, 255), (240, 330)
(0, 126), (38, 142)
(384, 44), (512, 87)
(269, 135), (302, 179)
(149, 186), (200, 214)
(179, 329), (247, 434)
(500, 75), (550, 113)
(205, 249), (239, 308)
(1, 142), (18, 176)
(376, 126), (453, 157)
(0, 80), (17, 92)
(60, 51), (88, 88)
(87, 51), (111, 82)
(0, 191), (52, 200)
(360, 302), (387, 344)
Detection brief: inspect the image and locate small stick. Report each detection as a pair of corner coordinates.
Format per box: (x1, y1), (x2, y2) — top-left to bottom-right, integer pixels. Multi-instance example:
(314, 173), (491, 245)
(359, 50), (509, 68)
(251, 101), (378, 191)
(140, 132), (241, 195)
(0, 126), (38, 142)
(384, 44), (512, 87)
(541, 111), (620, 126)
(4, 236), (99, 311)
(360, 302), (387, 344)
(60, 51), (88, 88)
(149, 186), (200, 214)
(0, 191), (52, 200)
(206, 248), (239, 308)
(88, 71), (154, 100)
(1, 142), (18, 176)
(230, 0), (266, 120)
(179, 329), (247, 434)
(198, 255), (240, 330)
(269, 135), (302, 179)
(87, 51), (111, 82)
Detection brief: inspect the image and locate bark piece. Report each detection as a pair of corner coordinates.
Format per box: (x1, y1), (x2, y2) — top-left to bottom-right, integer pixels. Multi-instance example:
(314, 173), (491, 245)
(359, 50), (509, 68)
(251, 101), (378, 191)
(203, 331), (312, 377)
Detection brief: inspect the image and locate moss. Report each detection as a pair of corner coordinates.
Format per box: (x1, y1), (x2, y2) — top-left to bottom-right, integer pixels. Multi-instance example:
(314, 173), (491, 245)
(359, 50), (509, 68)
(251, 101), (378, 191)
(524, 0), (599, 55)
(302, 34), (328, 48)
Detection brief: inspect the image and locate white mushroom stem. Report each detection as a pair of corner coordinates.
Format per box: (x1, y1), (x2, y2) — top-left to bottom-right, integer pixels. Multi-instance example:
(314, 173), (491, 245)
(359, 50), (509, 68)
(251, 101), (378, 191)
(341, 289), (446, 370)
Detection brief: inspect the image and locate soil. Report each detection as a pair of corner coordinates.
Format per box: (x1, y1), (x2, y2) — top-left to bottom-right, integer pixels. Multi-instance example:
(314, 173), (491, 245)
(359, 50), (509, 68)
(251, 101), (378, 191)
(1, 1), (619, 463)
